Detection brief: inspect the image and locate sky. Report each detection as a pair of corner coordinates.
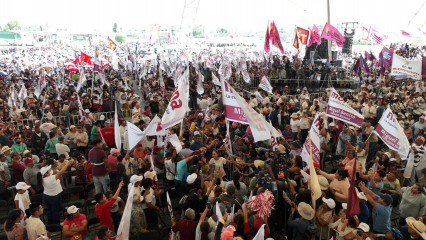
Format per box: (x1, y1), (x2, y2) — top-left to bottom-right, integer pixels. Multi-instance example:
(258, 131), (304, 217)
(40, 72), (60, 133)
(1, 0), (425, 34)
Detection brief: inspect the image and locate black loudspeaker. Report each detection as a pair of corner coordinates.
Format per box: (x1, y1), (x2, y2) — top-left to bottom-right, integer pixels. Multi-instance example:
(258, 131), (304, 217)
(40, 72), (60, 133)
(342, 30), (355, 54)
(304, 38), (330, 62)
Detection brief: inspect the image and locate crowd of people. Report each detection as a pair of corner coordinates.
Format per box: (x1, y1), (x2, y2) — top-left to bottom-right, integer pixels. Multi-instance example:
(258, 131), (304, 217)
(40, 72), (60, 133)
(0, 40), (425, 240)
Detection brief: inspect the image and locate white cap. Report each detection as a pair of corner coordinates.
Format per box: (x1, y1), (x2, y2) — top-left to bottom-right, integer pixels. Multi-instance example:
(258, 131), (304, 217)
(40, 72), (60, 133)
(99, 115), (105, 120)
(84, 109), (90, 113)
(23, 150), (31, 156)
(357, 222), (370, 232)
(342, 203), (347, 209)
(66, 205), (79, 214)
(193, 131), (201, 136)
(186, 173), (197, 184)
(390, 158), (397, 162)
(329, 122), (335, 127)
(40, 165), (52, 176)
(16, 182), (31, 190)
(129, 175), (143, 184)
(322, 197), (336, 209)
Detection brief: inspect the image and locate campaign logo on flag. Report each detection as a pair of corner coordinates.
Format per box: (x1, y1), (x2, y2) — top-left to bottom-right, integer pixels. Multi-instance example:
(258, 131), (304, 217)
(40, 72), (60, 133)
(221, 80), (248, 124)
(296, 27), (310, 45)
(321, 22), (345, 47)
(106, 37), (117, 50)
(301, 114), (321, 166)
(258, 76), (273, 94)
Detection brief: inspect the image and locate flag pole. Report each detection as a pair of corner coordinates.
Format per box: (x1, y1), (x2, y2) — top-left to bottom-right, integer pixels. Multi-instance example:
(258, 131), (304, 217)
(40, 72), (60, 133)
(326, 0), (332, 60)
(309, 134), (316, 211)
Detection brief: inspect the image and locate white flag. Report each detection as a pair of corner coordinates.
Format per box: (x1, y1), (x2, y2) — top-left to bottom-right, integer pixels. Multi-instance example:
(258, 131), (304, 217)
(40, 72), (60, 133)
(18, 84), (28, 100)
(204, 106), (211, 121)
(159, 68), (190, 130)
(34, 71), (46, 99)
(229, 204), (235, 222)
(252, 224), (265, 240)
(241, 62), (251, 84)
(145, 115), (166, 136)
(404, 152), (414, 178)
(114, 102), (121, 151)
(116, 184), (134, 240)
(258, 76), (273, 94)
(374, 107), (410, 159)
(230, 84), (271, 142)
(196, 72), (204, 95)
(76, 69), (86, 93)
(221, 80), (248, 124)
(326, 88), (364, 127)
(300, 114), (321, 166)
(168, 134), (182, 153)
(255, 91), (264, 104)
(215, 201), (223, 222)
(126, 121), (145, 150)
(212, 73), (221, 86)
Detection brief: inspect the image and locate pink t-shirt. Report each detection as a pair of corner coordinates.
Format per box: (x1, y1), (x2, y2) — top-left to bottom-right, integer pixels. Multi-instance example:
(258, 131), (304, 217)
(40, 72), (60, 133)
(63, 213), (87, 239)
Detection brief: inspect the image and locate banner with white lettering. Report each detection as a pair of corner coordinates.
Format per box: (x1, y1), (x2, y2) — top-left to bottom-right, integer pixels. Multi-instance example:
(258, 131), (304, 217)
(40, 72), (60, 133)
(374, 107), (410, 159)
(326, 88), (364, 127)
(221, 80), (248, 124)
(159, 68), (190, 130)
(230, 84), (271, 142)
(258, 75), (273, 94)
(391, 54), (422, 80)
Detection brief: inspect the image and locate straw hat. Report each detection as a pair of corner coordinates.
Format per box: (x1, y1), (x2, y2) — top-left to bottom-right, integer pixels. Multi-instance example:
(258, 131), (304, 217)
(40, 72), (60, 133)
(291, 113), (299, 118)
(297, 202), (315, 220)
(406, 217), (426, 239)
(317, 175), (329, 190)
(0, 146), (11, 154)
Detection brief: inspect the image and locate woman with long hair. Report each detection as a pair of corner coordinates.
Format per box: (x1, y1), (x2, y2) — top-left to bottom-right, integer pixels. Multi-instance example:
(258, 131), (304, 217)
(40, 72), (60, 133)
(4, 209), (27, 240)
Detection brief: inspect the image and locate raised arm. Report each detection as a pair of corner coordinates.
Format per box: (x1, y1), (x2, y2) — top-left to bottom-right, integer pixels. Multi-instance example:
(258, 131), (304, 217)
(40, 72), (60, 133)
(55, 160), (74, 180)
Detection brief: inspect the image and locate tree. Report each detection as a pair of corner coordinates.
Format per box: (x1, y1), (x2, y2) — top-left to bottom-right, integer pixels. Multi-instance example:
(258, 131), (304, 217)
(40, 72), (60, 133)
(217, 27), (228, 35)
(4, 21), (21, 31)
(113, 23), (118, 33)
(192, 25), (204, 38)
(115, 35), (125, 43)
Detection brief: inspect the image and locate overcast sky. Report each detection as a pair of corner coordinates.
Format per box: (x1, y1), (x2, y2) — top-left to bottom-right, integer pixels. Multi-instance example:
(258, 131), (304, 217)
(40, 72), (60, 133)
(2, 0), (425, 34)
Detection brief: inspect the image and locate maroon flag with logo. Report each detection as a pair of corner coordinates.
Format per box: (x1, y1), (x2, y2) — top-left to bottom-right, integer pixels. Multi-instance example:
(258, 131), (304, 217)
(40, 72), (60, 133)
(347, 158), (360, 217)
(422, 57), (426, 79)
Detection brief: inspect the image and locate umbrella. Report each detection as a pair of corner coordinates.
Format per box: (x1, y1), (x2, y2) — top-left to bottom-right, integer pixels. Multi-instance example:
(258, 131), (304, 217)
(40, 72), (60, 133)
(0, 71), (8, 76)
(67, 66), (79, 72)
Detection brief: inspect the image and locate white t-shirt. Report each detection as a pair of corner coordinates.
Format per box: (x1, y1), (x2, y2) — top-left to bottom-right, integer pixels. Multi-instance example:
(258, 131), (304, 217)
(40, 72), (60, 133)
(55, 143), (70, 159)
(142, 188), (156, 209)
(42, 175), (63, 196)
(209, 157), (226, 171)
(26, 216), (47, 240)
(15, 191), (31, 210)
(165, 159), (176, 181)
(290, 119), (300, 133)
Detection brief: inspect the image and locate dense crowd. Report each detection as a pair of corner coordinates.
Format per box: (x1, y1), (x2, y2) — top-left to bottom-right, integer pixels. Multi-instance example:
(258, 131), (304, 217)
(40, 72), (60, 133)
(0, 41), (425, 240)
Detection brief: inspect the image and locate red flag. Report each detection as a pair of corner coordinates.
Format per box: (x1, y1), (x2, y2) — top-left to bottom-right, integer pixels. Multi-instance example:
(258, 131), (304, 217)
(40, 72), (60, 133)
(72, 57), (79, 65)
(296, 27), (310, 45)
(264, 23), (270, 53)
(106, 37), (117, 50)
(293, 29), (299, 49)
(80, 52), (92, 65)
(347, 158), (360, 216)
(269, 21), (284, 54)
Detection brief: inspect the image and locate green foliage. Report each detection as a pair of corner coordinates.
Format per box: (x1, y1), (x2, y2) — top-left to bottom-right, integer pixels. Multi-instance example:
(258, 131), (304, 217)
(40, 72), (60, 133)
(4, 21), (21, 31)
(192, 25), (205, 38)
(115, 35), (125, 43)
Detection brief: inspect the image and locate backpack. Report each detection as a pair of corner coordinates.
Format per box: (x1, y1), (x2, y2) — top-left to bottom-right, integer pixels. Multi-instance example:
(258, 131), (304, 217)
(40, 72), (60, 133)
(304, 220), (319, 239)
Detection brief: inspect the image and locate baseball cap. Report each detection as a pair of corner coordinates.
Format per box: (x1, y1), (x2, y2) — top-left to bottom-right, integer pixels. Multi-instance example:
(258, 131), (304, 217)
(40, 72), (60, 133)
(66, 205), (79, 214)
(40, 165), (52, 176)
(16, 182), (31, 190)
(358, 222), (370, 232)
(322, 197), (336, 209)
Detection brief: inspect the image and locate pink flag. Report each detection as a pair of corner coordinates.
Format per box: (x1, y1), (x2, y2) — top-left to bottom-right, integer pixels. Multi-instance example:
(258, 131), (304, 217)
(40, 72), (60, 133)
(401, 30), (412, 37)
(369, 28), (386, 45)
(264, 23), (270, 53)
(221, 80), (248, 124)
(308, 24), (321, 47)
(326, 88), (364, 127)
(321, 22), (345, 47)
